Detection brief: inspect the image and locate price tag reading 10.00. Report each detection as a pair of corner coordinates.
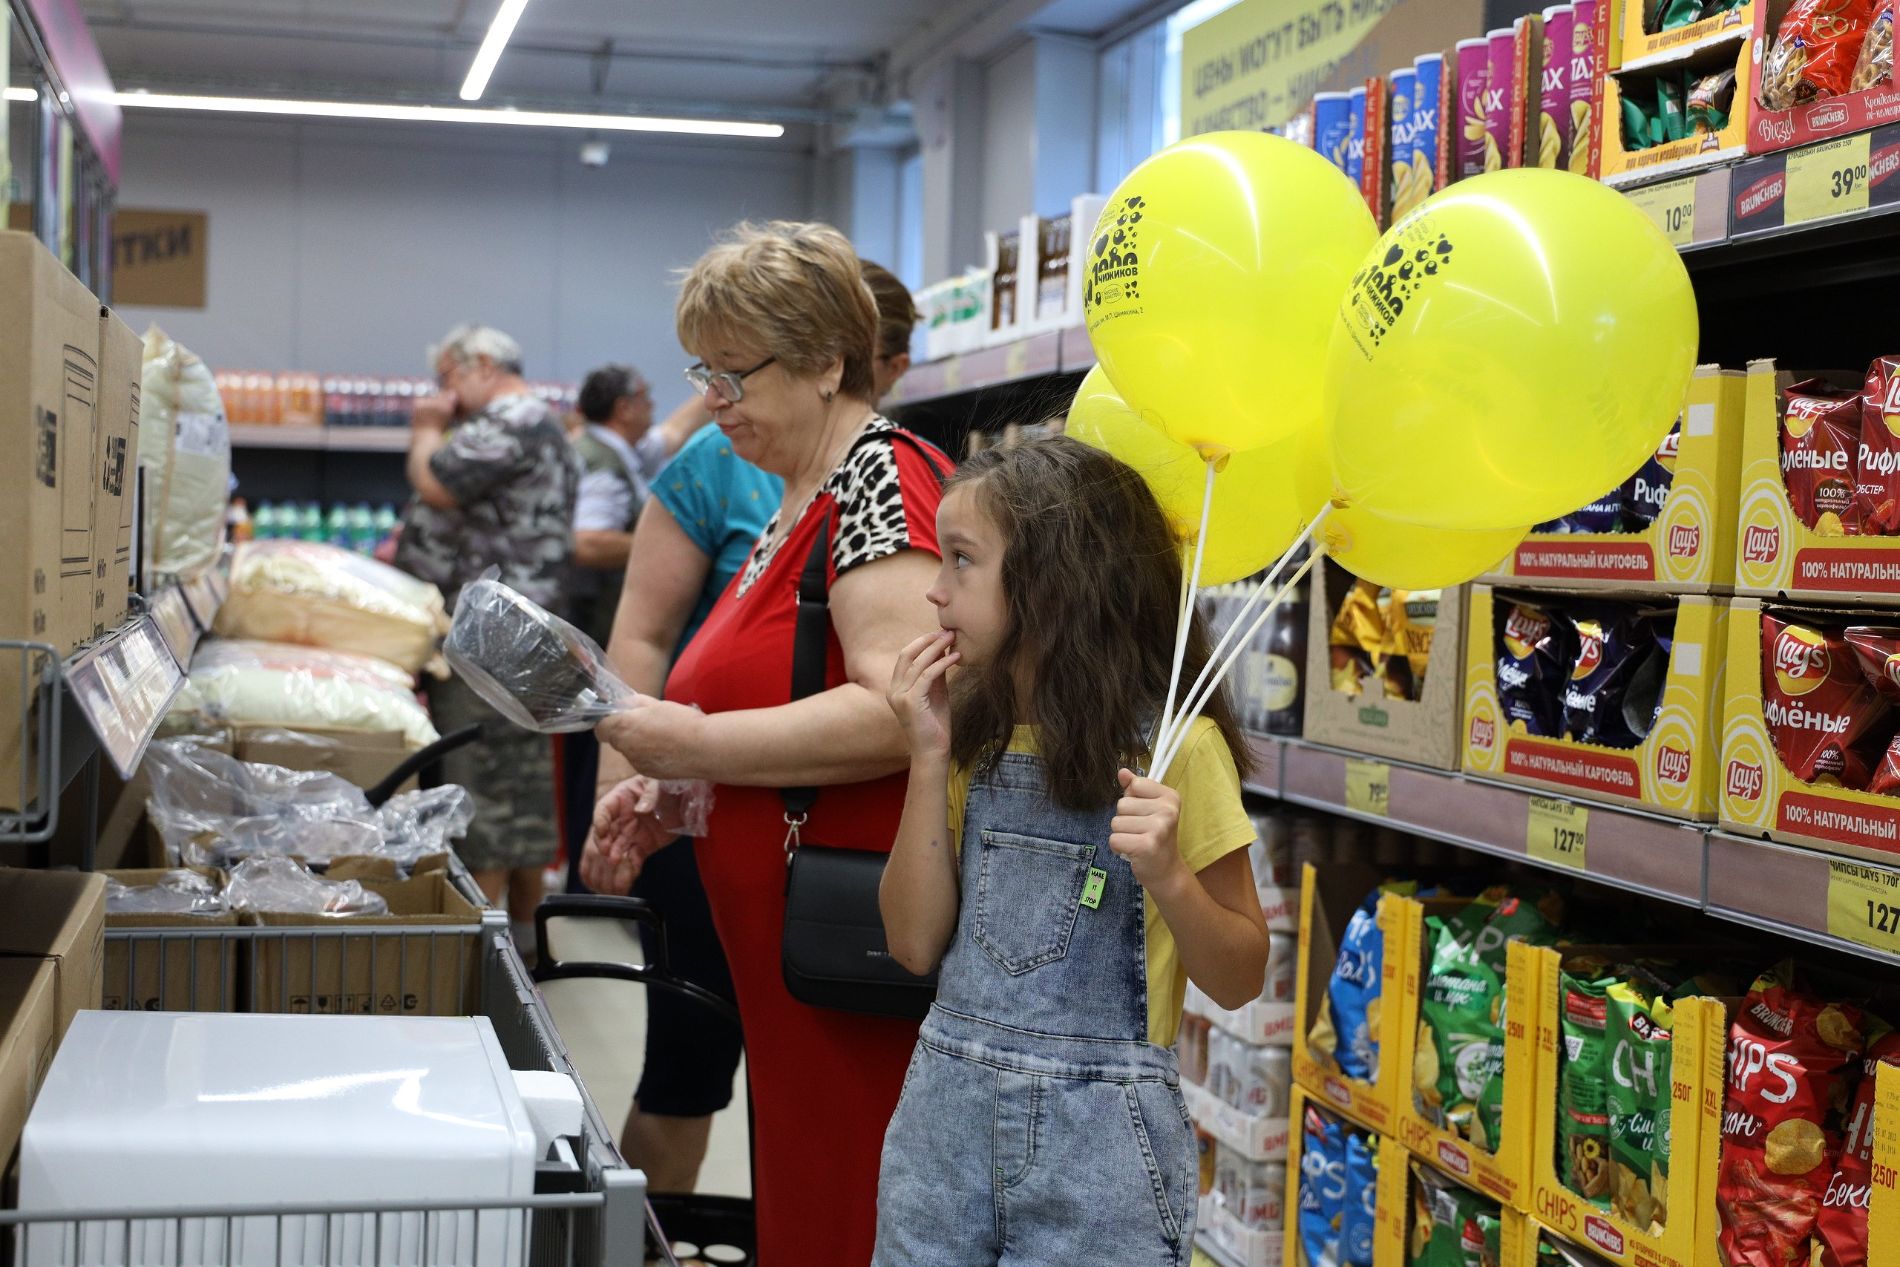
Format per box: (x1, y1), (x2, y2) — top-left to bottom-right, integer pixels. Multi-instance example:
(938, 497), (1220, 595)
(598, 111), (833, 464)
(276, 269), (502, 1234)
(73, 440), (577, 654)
(1628, 177), (1697, 249)
(1344, 758), (1390, 818)
(1786, 133), (1873, 228)
(1826, 860), (1900, 957)
(1526, 796), (1588, 872)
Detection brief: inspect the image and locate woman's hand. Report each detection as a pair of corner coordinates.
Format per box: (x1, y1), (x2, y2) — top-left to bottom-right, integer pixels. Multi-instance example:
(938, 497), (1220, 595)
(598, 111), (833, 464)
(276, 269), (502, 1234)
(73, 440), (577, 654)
(580, 776), (677, 891)
(596, 696), (710, 780)
(1109, 769), (1187, 894)
(887, 631), (958, 758)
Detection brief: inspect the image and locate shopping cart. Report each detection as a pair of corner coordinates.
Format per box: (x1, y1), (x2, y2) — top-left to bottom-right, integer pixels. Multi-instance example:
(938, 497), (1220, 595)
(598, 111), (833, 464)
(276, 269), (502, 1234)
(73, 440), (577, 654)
(533, 895), (755, 1267)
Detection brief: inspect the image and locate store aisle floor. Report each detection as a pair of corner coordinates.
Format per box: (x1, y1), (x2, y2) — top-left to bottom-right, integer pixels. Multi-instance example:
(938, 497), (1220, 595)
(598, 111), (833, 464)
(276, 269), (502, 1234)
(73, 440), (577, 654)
(539, 915), (753, 1199)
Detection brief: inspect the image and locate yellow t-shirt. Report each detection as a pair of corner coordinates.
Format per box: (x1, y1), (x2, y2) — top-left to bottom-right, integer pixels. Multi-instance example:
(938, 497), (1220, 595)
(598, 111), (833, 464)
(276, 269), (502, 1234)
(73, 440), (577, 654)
(947, 716), (1256, 1048)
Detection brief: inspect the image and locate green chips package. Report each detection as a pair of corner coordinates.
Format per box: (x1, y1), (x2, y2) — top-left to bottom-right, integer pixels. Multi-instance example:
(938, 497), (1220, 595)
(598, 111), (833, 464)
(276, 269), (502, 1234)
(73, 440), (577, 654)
(1409, 1163), (1498, 1267)
(1607, 979), (1675, 1235)
(1557, 964), (1617, 1205)
(1622, 91), (1657, 151)
(1656, 78), (1689, 142)
(1652, 0), (1705, 31)
(1686, 67), (1736, 134)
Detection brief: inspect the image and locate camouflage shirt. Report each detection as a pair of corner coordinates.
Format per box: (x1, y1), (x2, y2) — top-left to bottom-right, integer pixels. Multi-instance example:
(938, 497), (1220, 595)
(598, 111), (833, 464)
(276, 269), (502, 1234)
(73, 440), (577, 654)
(394, 391), (580, 609)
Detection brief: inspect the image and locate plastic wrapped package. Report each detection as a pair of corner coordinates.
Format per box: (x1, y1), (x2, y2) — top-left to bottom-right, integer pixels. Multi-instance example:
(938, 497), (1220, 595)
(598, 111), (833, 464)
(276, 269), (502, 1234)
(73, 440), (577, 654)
(144, 737), (381, 867)
(103, 870), (224, 917)
(215, 540), (450, 674)
(139, 326), (232, 579)
(444, 577), (633, 731)
(224, 856), (389, 917)
(170, 640), (438, 750)
(375, 785), (476, 866)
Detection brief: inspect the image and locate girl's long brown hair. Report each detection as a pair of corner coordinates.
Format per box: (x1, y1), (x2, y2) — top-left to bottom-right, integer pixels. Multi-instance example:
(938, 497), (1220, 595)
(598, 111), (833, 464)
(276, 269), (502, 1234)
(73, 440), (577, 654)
(947, 436), (1254, 810)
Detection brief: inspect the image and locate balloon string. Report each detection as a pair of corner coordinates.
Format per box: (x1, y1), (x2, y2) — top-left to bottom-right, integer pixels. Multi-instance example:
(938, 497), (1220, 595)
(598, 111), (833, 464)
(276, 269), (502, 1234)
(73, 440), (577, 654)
(1156, 458), (1217, 768)
(1153, 549), (1319, 782)
(1152, 504), (1330, 766)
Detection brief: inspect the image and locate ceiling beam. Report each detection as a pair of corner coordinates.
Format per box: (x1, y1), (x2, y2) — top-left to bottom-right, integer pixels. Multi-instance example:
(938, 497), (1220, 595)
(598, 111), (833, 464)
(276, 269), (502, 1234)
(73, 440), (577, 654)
(886, 0), (1056, 92)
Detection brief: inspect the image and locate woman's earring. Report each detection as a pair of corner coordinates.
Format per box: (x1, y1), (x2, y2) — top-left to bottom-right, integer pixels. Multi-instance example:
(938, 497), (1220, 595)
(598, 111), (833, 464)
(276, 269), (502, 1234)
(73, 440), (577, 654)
(822, 388), (835, 403)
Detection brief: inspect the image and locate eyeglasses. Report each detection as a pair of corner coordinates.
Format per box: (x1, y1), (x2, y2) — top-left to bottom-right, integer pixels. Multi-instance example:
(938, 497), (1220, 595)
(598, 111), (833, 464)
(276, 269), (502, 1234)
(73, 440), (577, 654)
(684, 356), (776, 403)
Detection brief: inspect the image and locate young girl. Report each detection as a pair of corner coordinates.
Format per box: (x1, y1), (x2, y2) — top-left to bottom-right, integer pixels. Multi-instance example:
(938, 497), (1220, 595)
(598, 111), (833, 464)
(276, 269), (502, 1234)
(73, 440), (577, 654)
(874, 436), (1272, 1266)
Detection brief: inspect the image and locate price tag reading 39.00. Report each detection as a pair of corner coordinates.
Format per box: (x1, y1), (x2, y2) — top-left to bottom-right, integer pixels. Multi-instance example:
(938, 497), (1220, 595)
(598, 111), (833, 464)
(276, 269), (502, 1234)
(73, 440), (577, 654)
(1344, 758), (1390, 818)
(1526, 796), (1588, 872)
(1786, 133), (1874, 228)
(1826, 860), (1900, 957)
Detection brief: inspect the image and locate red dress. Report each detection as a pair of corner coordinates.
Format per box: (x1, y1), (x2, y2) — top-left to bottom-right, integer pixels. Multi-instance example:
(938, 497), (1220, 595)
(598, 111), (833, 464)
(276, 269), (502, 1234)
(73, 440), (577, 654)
(664, 422), (948, 1265)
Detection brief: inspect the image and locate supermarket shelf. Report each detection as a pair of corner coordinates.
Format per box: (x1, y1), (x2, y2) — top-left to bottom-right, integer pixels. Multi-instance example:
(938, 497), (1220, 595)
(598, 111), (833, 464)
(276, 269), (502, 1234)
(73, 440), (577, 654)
(1183, 1077), (1290, 1163)
(1243, 732), (1283, 798)
(883, 327), (1083, 408)
(229, 424), (411, 453)
(1705, 832), (1900, 968)
(1195, 1195), (1283, 1267)
(1186, 982), (1296, 1047)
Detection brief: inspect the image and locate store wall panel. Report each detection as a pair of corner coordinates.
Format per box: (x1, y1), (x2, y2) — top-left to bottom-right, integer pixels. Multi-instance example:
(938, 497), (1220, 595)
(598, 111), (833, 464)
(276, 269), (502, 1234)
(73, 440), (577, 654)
(981, 39), (1039, 240)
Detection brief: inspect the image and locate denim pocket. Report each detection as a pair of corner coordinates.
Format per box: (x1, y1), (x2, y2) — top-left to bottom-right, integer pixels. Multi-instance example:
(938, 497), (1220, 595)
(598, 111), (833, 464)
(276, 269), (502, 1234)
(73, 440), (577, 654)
(972, 830), (1096, 975)
(1125, 1080), (1194, 1244)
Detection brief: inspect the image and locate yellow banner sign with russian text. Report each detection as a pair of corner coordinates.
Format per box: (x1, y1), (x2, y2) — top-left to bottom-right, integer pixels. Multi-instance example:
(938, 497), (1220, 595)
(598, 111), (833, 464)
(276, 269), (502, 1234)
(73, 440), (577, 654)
(1178, 0), (1409, 138)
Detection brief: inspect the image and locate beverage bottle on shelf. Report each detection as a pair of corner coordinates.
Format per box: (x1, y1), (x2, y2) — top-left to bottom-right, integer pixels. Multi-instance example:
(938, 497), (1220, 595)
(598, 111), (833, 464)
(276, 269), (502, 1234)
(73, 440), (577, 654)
(373, 504), (399, 548)
(322, 379), (341, 428)
(345, 504), (374, 554)
(226, 498), (254, 543)
(1255, 562), (1309, 736)
(252, 502), (275, 540)
(298, 502), (324, 542)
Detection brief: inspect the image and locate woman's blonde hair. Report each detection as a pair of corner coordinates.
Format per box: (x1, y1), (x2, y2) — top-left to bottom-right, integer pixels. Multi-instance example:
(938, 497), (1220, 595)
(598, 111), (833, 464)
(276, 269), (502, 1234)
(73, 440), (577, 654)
(677, 221), (879, 402)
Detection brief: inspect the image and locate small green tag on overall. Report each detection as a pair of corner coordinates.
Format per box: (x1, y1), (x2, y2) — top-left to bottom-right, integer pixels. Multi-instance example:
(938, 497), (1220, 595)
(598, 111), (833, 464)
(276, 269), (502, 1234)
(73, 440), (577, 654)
(1080, 867), (1108, 910)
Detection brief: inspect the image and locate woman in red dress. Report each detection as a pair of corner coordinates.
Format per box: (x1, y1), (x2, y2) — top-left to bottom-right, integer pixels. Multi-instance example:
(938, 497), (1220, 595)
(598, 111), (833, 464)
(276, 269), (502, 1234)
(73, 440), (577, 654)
(594, 221), (948, 1265)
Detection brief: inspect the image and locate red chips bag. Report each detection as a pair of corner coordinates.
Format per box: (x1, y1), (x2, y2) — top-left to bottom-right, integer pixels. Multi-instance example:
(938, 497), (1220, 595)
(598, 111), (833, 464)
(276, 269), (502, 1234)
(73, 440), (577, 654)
(1762, 614), (1893, 787)
(1783, 381), (1864, 534)
(1716, 962), (1867, 1267)
(1815, 1021), (1900, 1267)
(1762, 0), (1880, 110)
(1858, 357), (1900, 534)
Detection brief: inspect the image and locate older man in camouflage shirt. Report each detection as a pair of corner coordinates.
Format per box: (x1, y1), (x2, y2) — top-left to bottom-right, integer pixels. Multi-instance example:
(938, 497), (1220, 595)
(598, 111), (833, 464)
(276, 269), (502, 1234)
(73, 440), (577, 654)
(396, 323), (579, 937)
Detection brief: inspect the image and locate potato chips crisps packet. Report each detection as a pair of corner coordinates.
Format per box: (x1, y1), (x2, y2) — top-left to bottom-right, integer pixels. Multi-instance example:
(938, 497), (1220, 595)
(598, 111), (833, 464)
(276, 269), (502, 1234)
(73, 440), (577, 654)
(1687, 66), (1737, 133)
(1815, 1018), (1900, 1267)
(1607, 980), (1675, 1234)
(1563, 610), (1658, 748)
(1716, 962), (1867, 1267)
(1853, 1), (1894, 88)
(1855, 356), (1900, 534)
(1499, 603), (1578, 737)
(1762, 0), (1879, 110)
(1761, 613), (1893, 788)
(1320, 887), (1389, 1080)
(1410, 1163), (1497, 1267)
(1331, 580), (1387, 698)
(1342, 1132), (1378, 1267)
(1559, 964), (1619, 1205)
(1781, 380), (1862, 534)
(1301, 1105), (1349, 1267)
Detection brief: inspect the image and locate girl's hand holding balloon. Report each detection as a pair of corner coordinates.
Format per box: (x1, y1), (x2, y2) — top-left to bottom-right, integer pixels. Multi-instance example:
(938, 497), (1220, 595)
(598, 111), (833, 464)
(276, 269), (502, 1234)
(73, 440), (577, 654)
(1109, 770), (1187, 894)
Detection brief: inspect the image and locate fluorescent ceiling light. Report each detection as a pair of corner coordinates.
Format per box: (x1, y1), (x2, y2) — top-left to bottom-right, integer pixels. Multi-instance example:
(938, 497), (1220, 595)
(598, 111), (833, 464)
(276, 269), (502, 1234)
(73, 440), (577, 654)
(4, 86), (36, 102)
(460, 0), (532, 102)
(110, 90), (785, 139)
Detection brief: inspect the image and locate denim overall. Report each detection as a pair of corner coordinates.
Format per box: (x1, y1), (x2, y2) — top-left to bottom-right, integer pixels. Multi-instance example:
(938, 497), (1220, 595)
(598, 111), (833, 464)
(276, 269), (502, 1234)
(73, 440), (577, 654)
(873, 749), (1196, 1266)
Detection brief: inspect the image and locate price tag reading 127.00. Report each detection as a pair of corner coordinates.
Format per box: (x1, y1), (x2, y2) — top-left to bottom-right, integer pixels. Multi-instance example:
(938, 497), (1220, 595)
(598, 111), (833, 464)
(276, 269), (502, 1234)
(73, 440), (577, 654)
(1786, 133), (1874, 228)
(1344, 758), (1390, 818)
(1826, 860), (1900, 957)
(1527, 796), (1588, 872)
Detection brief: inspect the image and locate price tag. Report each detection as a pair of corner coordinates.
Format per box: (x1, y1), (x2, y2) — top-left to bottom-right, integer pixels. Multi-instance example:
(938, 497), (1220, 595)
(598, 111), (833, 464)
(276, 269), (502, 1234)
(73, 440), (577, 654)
(1628, 177), (1698, 248)
(1786, 133), (1874, 228)
(1526, 796), (1589, 871)
(1004, 341), (1030, 379)
(1344, 758), (1390, 817)
(941, 358), (964, 393)
(1826, 860), (1900, 957)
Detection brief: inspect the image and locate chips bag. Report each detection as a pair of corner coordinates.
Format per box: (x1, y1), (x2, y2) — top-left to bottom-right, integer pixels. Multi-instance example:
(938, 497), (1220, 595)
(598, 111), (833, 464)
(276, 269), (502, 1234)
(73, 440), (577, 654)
(1687, 66), (1738, 133)
(1813, 1017), (1900, 1267)
(1499, 603), (1578, 737)
(1332, 581), (1388, 698)
(1342, 1131), (1379, 1267)
(1563, 610), (1659, 749)
(1782, 381), (1864, 535)
(1716, 962), (1868, 1267)
(1622, 426), (1680, 531)
(1853, 1), (1894, 88)
(1607, 980), (1676, 1234)
(1302, 1105), (1349, 1267)
(1653, 0), (1706, 29)
(1762, 0), (1879, 110)
(1393, 590), (1440, 694)
(1559, 963), (1619, 1205)
(1410, 1163), (1495, 1267)
(1549, 489), (1624, 534)
(1761, 613), (1893, 788)
(1319, 888), (1389, 1080)
(1856, 356), (1900, 534)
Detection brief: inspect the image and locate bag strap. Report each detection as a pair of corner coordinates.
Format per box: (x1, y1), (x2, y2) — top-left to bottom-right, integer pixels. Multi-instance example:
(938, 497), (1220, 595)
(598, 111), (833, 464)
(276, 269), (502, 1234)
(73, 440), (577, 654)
(780, 427), (951, 830)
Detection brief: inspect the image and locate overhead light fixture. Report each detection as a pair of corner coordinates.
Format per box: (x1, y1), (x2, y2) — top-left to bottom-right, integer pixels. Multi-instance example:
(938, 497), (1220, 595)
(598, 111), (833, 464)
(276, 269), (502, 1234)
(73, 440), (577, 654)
(110, 90), (785, 139)
(4, 87), (37, 103)
(459, 0), (533, 102)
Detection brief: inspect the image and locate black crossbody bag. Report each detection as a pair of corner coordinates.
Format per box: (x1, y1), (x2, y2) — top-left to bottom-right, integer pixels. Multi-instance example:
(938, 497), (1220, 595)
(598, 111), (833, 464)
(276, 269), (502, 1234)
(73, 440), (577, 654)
(779, 430), (946, 1019)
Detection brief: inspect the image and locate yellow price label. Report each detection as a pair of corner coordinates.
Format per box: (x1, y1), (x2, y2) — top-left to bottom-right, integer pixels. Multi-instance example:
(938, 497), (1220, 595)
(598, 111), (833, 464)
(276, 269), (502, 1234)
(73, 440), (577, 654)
(1526, 796), (1588, 871)
(1344, 758), (1390, 817)
(1786, 134), (1873, 228)
(941, 358), (964, 393)
(1826, 860), (1900, 957)
(1628, 177), (1697, 248)
(1004, 341), (1030, 378)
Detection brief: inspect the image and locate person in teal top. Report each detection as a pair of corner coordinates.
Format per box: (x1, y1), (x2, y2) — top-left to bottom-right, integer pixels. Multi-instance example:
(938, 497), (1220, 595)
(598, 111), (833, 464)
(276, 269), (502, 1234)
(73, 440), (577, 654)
(578, 257), (917, 1195)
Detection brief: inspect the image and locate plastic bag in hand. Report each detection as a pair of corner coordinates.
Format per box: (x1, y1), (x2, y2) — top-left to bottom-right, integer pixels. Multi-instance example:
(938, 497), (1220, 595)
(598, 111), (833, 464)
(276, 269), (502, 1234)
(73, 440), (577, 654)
(104, 870), (226, 917)
(374, 785), (476, 865)
(225, 856), (389, 917)
(443, 577), (634, 732)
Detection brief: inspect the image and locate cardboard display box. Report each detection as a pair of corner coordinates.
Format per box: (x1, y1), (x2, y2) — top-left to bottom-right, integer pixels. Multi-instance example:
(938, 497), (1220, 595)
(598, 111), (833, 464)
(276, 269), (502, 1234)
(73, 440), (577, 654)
(1619, 0), (1756, 71)
(100, 868), (238, 1013)
(1281, 1085), (1413, 1267)
(1600, 25), (1752, 184)
(243, 870), (483, 1015)
(1733, 359), (1900, 603)
(1747, 0), (1900, 153)
(94, 307), (140, 635)
(230, 724), (415, 793)
(0, 959), (59, 1169)
(1717, 597), (1900, 862)
(1303, 559), (1468, 772)
(1291, 862), (1411, 1136)
(1462, 587), (1730, 820)
(0, 867), (105, 1040)
(1481, 367), (1745, 593)
(1525, 943), (1726, 1267)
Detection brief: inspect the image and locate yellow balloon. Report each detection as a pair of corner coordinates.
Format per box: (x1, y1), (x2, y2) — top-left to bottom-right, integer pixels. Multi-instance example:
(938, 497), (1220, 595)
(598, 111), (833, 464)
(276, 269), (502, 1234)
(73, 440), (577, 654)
(1067, 367), (1328, 585)
(1325, 169), (1698, 531)
(1320, 505), (1526, 589)
(1084, 131), (1377, 455)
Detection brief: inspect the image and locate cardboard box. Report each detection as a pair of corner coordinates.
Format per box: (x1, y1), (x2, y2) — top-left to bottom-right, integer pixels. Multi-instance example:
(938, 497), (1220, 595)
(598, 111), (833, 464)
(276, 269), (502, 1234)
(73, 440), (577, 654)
(94, 307), (140, 634)
(1733, 359), (1900, 603)
(1481, 367), (1745, 593)
(1391, 920), (1541, 1212)
(1600, 34), (1752, 184)
(231, 724), (415, 793)
(1462, 587), (1730, 820)
(1022, 195), (1105, 333)
(243, 870), (483, 1015)
(1620, 0), (1756, 71)
(0, 867), (105, 1039)
(0, 958), (58, 1169)
(1869, 1062), (1900, 1257)
(1291, 862), (1411, 1136)
(1303, 560), (1468, 772)
(1747, 0), (1900, 153)
(100, 868), (238, 1013)
(1526, 943), (1726, 1267)
(1281, 1085), (1413, 1267)
(1716, 596), (1900, 862)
